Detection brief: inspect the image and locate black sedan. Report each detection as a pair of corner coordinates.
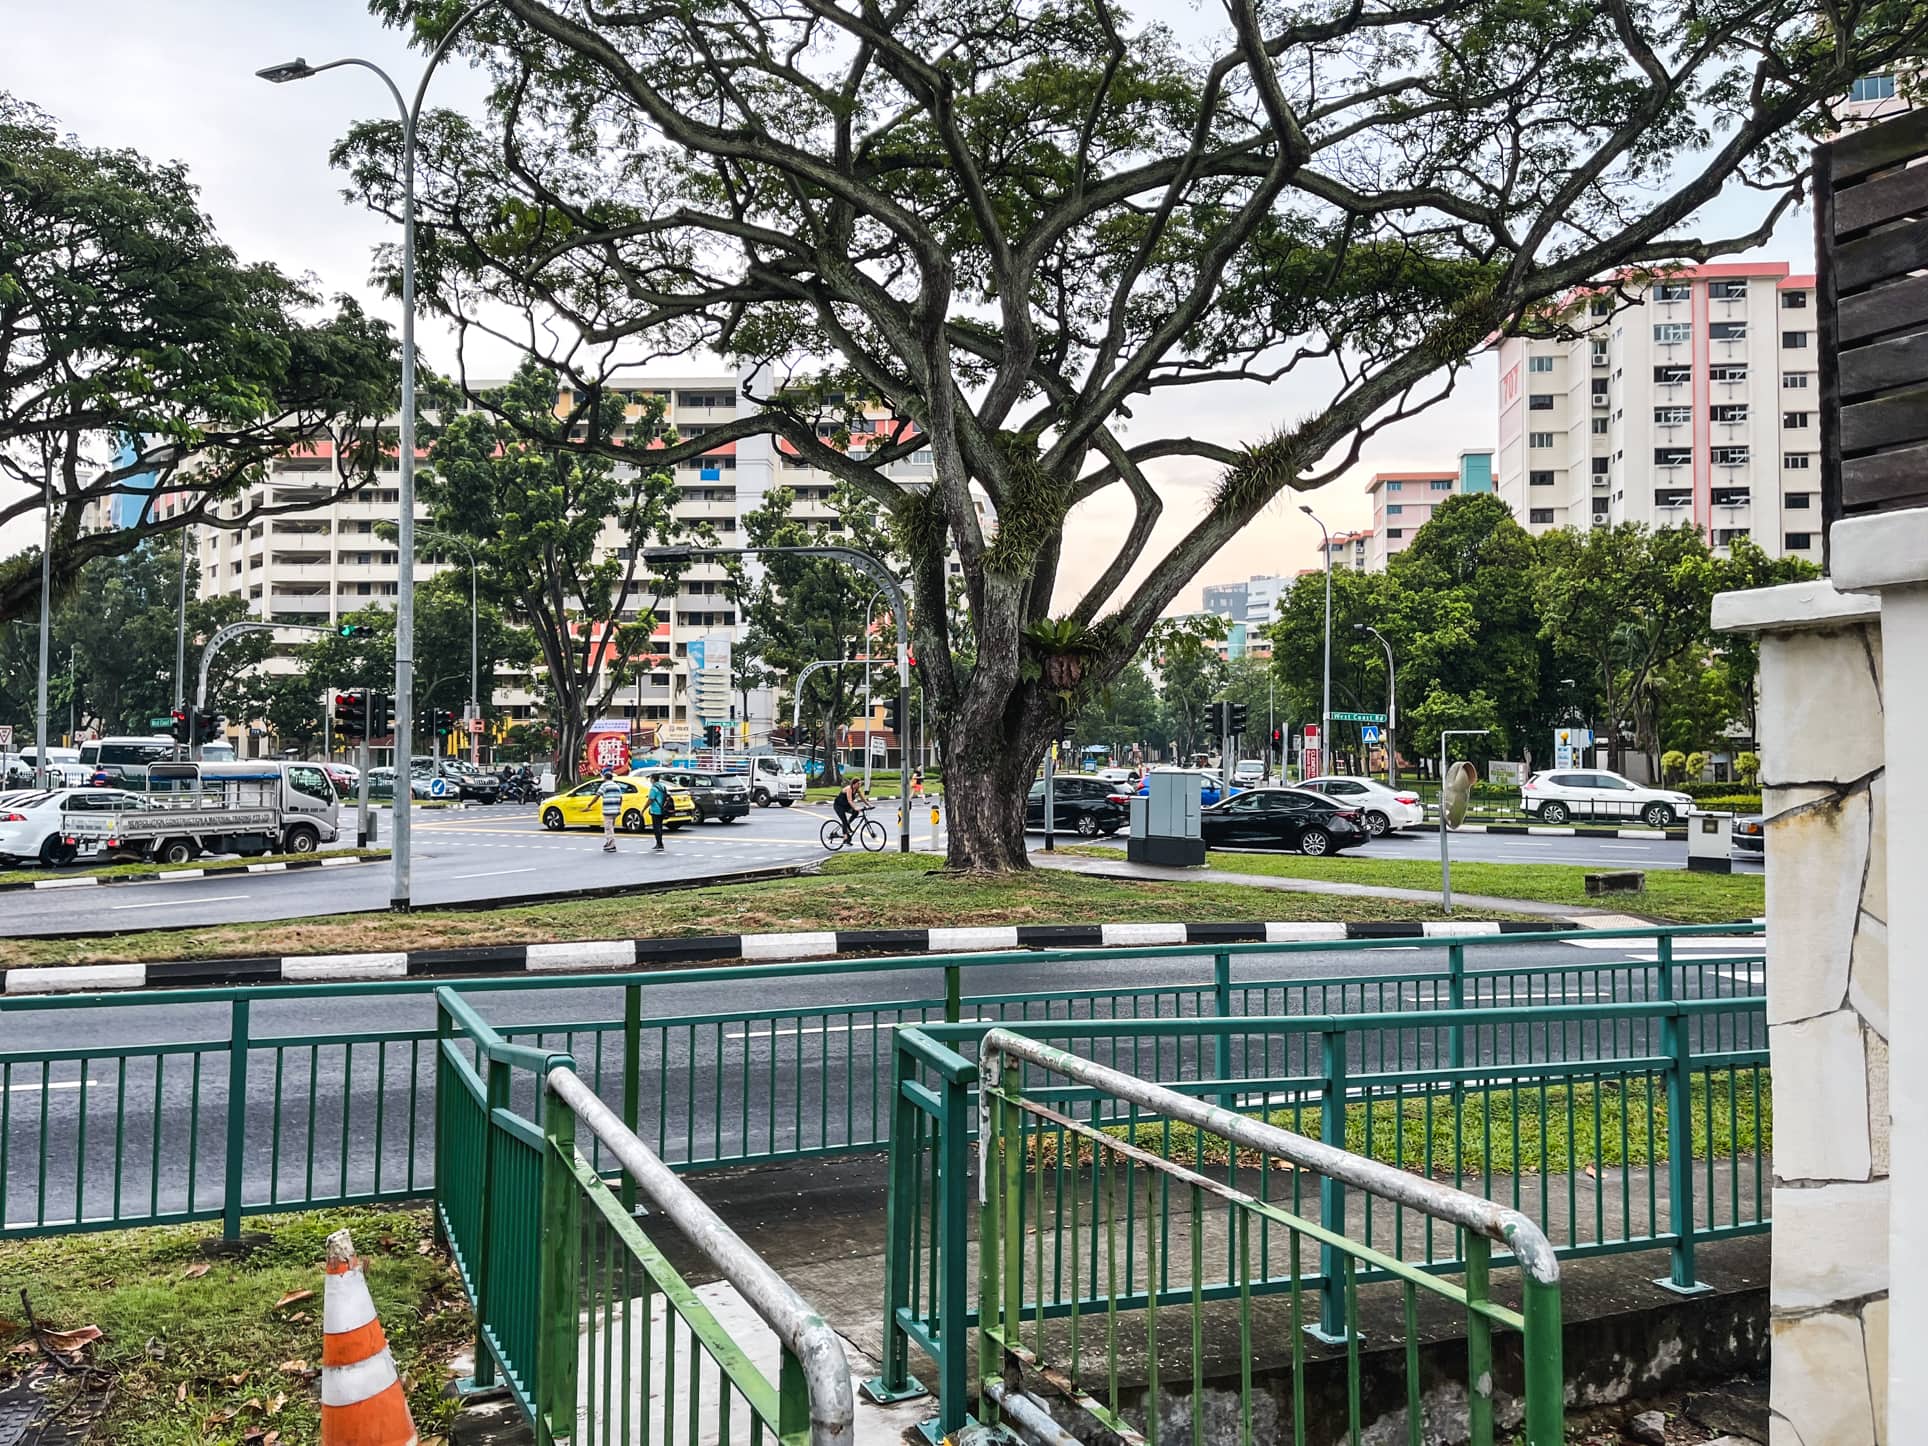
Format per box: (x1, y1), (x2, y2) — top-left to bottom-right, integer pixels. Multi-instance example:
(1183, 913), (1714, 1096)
(1199, 787), (1368, 855)
(683, 770), (750, 823)
(1025, 775), (1127, 837)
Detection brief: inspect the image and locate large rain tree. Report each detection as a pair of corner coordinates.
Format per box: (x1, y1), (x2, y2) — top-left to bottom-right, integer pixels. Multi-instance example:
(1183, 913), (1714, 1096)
(349, 0), (1922, 869)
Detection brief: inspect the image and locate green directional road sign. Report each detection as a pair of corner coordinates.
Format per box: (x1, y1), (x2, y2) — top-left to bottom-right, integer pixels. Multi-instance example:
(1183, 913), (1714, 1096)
(150, 717), (175, 730)
(1331, 710), (1388, 723)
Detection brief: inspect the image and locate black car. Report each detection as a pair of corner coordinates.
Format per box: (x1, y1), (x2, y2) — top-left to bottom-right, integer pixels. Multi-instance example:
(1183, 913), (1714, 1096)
(1024, 774), (1127, 837)
(410, 758), (501, 802)
(1199, 787), (1367, 855)
(683, 770), (750, 823)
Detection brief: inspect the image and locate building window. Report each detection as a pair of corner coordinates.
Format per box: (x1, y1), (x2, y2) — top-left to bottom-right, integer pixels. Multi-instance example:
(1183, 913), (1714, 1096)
(1387, 504), (1404, 515)
(1654, 282), (1692, 302)
(1785, 531), (1815, 551)
(1710, 364), (1749, 383)
(1654, 322), (1693, 344)
(1712, 487), (1752, 507)
(1782, 290), (1809, 310)
(1591, 416), (1610, 435)
(1783, 411), (1811, 430)
(1529, 508), (1555, 524)
(1654, 447), (1694, 466)
(1786, 491), (1813, 508)
(1782, 330), (1810, 349)
(1430, 479), (1452, 491)
(1783, 452), (1813, 469)
(1528, 394), (1554, 411)
(1851, 75), (1897, 103)
(1709, 321), (1748, 342)
(1386, 480), (1403, 492)
(1591, 456), (1611, 477)
(1530, 470), (1555, 486)
(1654, 365), (1692, 385)
(1711, 404), (1749, 424)
(1655, 405), (1693, 425)
(1783, 371), (1811, 389)
(1708, 279), (1749, 301)
(1529, 431), (1555, 448)
(1654, 488), (1694, 508)
(1589, 297), (1612, 316)
(1713, 527), (1750, 546)
(1528, 355), (1555, 373)
(1712, 446), (1751, 466)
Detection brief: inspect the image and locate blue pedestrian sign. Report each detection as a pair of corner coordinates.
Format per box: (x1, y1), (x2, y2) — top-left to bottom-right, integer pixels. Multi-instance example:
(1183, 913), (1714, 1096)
(1361, 725), (1382, 744)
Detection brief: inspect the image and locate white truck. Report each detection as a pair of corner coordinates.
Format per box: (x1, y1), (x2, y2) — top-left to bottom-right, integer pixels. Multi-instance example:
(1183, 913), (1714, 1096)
(748, 753), (808, 807)
(59, 761), (341, 865)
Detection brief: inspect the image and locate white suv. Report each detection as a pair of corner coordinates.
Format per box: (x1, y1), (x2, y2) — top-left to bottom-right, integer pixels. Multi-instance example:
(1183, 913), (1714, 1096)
(1521, 769), (1692, 828)
(1299, 776), (1425, 836)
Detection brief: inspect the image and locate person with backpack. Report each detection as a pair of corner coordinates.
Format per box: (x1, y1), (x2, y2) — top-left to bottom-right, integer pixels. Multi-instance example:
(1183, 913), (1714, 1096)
(646, 773), (670, 850)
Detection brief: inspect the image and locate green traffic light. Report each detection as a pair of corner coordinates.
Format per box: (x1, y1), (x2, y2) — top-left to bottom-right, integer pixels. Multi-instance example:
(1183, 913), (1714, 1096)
(338, 624), (365, 638)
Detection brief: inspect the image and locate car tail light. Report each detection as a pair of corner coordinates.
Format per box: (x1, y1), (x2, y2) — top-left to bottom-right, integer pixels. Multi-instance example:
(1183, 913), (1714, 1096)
(0, 811), (23, 822)
(1336, 808), (1362, 821)
(1394, 793), (1419, 805)
(1108, 793), (1133, 805)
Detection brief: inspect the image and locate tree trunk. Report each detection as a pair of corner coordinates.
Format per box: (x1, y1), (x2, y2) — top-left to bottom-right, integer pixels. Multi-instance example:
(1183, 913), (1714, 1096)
(939, 683), (1053, 872)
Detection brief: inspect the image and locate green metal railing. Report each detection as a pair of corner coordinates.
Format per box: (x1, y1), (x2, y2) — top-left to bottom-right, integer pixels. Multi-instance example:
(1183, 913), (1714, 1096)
(0, 922), (1762, 1238)
(971, 1027), (1564, 1446)
(436, 988), (854, 1446)
(876, 994), (1768, 1437)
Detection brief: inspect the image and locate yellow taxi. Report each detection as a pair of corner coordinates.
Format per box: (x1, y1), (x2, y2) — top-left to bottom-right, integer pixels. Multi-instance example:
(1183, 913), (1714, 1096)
(538, 771), (697, 832)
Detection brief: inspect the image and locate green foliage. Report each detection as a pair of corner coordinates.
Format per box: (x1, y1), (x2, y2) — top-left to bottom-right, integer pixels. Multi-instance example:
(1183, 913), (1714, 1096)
(1735, 751), (1761, 786)
(1685, 750), (1709, 781)
(1661, 750), (1687, 784)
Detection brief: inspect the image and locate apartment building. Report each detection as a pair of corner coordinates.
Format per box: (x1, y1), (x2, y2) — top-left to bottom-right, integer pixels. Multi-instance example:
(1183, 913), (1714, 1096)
(1494, 263), (1819, 561)
(1200, 574), (1291, 629)
(1361, 450), (1496, 570)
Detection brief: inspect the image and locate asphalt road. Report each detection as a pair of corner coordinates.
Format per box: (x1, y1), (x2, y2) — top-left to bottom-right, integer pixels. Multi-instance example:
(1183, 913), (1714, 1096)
(1, 933), (1768, 1231)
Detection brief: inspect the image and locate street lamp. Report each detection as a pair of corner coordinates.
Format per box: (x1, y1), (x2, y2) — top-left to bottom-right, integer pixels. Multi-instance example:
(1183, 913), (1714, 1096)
(1352, 623), (1397, 788)
(259, 0), (496, 911)
(647, 543), (912, 853)
(1300, 504), (1332, 777)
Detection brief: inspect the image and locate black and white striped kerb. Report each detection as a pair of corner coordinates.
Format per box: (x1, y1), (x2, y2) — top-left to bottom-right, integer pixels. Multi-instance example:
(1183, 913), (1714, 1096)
(0, 916), (1572, 997)
(2, 855), (369, 894)
(1405, 823), (1688, 841)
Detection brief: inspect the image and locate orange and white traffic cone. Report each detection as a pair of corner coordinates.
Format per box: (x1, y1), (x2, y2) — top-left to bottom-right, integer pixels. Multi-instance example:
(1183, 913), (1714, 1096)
(320, 1228), (418, 1445)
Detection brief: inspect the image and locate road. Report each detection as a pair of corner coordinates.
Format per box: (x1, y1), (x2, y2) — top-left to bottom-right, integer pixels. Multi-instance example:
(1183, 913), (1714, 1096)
(3, 805), (1745, 935)
(0, 932), (1769, 1231)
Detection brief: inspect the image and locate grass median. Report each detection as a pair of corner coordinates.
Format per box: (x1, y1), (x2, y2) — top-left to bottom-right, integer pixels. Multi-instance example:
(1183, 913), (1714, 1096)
(0, 1205), (466, 1446)
(0, 852), (1527, 970)
(1060, 848), (1763, 925)
(0, 848), (390, 890)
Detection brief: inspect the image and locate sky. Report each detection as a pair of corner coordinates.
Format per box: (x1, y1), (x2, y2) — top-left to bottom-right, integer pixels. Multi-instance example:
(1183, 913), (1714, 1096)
(0, 0), (1814, 615)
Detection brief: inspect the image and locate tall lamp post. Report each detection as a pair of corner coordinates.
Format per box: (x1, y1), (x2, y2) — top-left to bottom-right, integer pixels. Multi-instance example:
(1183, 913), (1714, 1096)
(258, 0), (496, 911)
(1353, 623), (1397, 788)
(1300, 505), (1332, 777)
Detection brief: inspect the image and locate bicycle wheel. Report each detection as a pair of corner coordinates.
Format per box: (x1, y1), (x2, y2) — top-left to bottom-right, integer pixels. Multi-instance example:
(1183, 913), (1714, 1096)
(858, 818), (889, 852)
(820, 817), (848, 851)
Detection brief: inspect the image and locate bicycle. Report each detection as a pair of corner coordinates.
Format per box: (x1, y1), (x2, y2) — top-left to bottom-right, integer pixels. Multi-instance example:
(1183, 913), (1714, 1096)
(821, 805), (888, 853)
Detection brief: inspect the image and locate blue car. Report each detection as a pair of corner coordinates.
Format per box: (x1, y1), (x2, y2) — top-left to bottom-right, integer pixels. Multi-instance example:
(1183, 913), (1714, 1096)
(1134, 769), (1242, 808)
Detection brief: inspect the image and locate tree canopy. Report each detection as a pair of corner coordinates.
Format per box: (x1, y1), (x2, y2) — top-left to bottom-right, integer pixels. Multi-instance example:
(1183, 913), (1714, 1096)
(338, 0), (1919, 866)
(0, 94), (399, 622)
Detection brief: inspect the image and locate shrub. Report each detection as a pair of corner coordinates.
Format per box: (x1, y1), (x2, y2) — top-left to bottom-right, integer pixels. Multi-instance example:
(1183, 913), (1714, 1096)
(1735, 751), (1761, 785)
(1661, 750), (1687, 783)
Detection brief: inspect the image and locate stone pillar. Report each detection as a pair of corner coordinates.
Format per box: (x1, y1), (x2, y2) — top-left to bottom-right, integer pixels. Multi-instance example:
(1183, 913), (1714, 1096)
(1711, 577), (1889, 1446)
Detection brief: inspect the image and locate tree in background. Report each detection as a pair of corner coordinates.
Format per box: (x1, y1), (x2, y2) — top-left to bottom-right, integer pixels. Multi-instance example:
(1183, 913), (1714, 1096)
(257, 673), (328, 758)
(340, 0), (1923, 869)
(1152, 616), (1228, 763)
(1072, 660), (1163, 762)
(0, 94), (396, 622)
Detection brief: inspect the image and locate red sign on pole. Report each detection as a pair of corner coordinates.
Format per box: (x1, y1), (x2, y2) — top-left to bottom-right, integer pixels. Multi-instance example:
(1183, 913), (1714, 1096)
(468, 717), (484, 735)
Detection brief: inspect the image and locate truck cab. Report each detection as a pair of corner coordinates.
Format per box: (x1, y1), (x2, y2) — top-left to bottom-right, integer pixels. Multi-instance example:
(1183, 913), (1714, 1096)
(749, 754), (807, 807)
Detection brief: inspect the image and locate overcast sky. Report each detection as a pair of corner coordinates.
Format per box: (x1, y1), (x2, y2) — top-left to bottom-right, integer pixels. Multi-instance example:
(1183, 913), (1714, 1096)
(1, 1), (1813, 613)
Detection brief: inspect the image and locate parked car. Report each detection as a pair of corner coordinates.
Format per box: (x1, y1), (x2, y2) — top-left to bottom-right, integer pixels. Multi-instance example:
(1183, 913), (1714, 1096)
(1298, 775), (1425, 837)
(1233, 759), (1267, 785)
(1520, 769), (1692, 827)
(0, 787), (145, 866)
(320, 762), (361, 797)
(411, 756), (501, 803)
(1198, 787), (1368, 856)
(1025, 774), (1127, 836)
(366, 766), (432, 800)
(1132, 768), (1240, 807)
(1096, 766), (1140, 786)
(1731, 814), (1764, 857)
(648, 768), (747, 824)
(538, 773), (697, 832)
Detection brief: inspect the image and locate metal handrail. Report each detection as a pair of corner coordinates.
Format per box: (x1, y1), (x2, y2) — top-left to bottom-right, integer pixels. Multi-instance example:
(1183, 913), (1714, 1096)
(978, 1026), (1561, 1286)
(545, 1067), (857, 1446)
(435, 986), (569, 1075)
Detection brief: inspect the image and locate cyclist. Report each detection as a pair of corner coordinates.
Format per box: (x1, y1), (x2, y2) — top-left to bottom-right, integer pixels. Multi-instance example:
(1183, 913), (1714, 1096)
(833, 775), (871, 842)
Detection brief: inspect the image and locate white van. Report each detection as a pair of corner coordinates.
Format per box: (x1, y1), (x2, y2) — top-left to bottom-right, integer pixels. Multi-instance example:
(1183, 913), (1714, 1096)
(79, 735), (179, 786)
(749, 754), (807, 807)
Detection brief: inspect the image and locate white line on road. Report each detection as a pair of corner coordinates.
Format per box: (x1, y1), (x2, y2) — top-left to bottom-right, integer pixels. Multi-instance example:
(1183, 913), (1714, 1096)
(4, 1079), (103, 1093)
(110, 894), (248, 911)
(449, 867), (539, 880)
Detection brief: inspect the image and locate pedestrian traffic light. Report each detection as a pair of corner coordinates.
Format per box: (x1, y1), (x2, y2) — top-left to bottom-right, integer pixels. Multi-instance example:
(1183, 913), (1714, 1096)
(195, 713), (223, 744)
(704, 725), (722, 748)
(433, 709), (457, 738)
(170, 709), (190, 743)
(334, 691), (366, 738)
(377, 694), (395, 735)
(883, 697), (901, 733)
(1228, 702), (1249, 737)
(1272, 725), (1283, 755)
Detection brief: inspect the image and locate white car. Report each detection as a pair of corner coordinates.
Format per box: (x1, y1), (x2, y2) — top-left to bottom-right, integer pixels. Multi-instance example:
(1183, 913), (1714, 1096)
(1233, 760), (1267, 785)
(0, 787), (145, 866)
(1298, 776), (1425, 837)
(1521, 769), (1692, 828)
(1096, 766), (1140, 785)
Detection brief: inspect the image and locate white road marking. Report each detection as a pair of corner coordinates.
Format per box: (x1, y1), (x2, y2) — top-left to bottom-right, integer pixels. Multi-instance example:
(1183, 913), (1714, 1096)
(110, 894), (248, 911)
(450, 867), (538, 880)
(4, 1079), (103, 1093)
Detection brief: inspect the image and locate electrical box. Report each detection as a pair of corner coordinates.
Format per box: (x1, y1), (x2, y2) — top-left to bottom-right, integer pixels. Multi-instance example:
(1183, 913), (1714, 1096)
(1126, 771), (1206, 867)
(1687, 810), (1733, 874)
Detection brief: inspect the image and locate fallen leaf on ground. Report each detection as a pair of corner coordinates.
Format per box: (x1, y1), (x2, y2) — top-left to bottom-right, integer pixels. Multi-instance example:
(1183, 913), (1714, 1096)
(278, 1359), (308, 1374)
(267, 1392), (286, 1416)
(38, 1326), (101, 1355)
(175, 1381), (188, 1403)
(271, 1290), (313, 1311)
(183, 1262), (212, 1279)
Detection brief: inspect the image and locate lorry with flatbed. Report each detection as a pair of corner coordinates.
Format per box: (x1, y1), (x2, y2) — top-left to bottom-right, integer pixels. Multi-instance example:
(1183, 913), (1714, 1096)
(59, 760), (341, 864)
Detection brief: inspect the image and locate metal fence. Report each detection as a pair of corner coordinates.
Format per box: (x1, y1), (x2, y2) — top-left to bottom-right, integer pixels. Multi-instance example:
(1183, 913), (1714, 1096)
(876, 992), (1767, 1437)
(435, 988), (853, 1446)
(0, 923), (1763, 1238)
(971, 1028), (1565, 1446)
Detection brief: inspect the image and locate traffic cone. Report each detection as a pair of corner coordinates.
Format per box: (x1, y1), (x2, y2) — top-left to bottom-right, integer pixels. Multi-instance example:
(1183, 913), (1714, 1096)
(320, 1228), (418, 1445)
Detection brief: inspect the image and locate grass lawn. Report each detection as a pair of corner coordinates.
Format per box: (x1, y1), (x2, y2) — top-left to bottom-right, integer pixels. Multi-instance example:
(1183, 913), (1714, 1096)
(0, 848), (390, 890)
(1035, 1070), (1770, 1177)
(0, 1206), (467, 1446)
(1061, 848), (1764, 925)
(0, 852), (1527, 970)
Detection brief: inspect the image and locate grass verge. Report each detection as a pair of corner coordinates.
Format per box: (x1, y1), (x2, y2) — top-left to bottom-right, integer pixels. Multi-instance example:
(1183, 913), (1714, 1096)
(1035, 1070), (1770, 1177)
(0, 852), (1529, 970)
(0, 849), (390, 890)
(1061, 848), (1763, 925)
(0, 1205), (467, 1446)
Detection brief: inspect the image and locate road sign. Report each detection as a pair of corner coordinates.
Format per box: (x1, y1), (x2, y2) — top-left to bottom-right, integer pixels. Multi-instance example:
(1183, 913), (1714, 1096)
(468, 717), (484, 735)
(0, 725), (11, 750)
(1361, 725), (1382, 744)
(149, 717), (174, 731)
(1331, 711), (1388, 723)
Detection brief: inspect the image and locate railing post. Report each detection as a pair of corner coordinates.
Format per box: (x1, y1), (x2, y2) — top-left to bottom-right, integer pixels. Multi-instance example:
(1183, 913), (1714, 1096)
(222, 997), (250, 1241)
(944, 963), (962, 1024)
(866, 1042), (926, 1403)
(1212, 952), (1234, 1111)
(1313, 1028), (1349, 1342)
(937, 1069), (970, 1438)
(779, 1346), (810, 1446)
(622, 982), (641, 1215)
(432, 999), (453, 1247)
(1446, 942), (1466, 1070)
(535, 1087), (580, 1446)
(1519, 1272), (1566, 1446)
(1655, 1003), (1709, 1295)
(470, 1056), (510, 1388)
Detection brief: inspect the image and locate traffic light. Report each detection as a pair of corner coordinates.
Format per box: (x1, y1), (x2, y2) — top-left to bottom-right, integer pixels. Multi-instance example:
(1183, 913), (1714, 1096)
(195, 713), (223, 744)
(433, 709), (457, 738)
(377, 694), (396, 736)
(337, 623), (367, 639)
(883, 697), (901, 734)
(1228, 702), (1249, 737)
(170, 709), (190, 744)
(1272, 725), (1283, 756)
(334, 691), (366, 738)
